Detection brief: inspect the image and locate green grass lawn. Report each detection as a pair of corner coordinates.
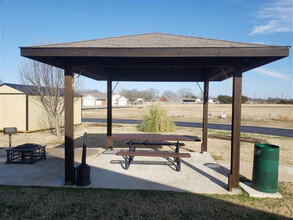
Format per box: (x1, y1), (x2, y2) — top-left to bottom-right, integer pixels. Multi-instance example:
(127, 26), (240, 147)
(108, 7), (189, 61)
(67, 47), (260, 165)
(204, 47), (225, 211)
(0, 182), (292, 219)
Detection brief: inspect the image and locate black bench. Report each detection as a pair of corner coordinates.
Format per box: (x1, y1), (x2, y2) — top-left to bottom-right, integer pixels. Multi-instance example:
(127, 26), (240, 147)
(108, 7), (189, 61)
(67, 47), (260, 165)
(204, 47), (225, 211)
(116, 150), (190, 171)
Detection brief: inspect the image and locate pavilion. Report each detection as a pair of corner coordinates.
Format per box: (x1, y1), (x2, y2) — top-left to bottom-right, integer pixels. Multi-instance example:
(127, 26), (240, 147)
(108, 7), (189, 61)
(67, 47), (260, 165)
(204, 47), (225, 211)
(20, 33), (289, 191)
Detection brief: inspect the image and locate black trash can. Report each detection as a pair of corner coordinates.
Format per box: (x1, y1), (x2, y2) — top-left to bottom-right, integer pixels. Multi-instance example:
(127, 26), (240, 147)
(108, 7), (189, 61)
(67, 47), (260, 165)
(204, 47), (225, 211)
(76, 133), (91, 186)
(252, 143), (280, 193)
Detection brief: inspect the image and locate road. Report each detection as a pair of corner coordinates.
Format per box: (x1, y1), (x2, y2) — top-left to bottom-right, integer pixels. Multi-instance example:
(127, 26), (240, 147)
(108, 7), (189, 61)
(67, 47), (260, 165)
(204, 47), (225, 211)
(82, 118), (293, 138)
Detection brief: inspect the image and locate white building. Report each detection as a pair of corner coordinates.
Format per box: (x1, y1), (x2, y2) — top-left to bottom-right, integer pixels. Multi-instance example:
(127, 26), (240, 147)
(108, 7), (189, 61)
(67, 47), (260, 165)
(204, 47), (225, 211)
(195, 98), (201, 104)
(82, 94), (96, 106)
(82, 93), (128, 107)
(112, 94), (128, 106)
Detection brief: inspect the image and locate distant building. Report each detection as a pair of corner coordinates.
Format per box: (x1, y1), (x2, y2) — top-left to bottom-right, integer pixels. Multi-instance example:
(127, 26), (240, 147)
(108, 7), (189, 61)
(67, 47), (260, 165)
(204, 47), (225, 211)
(112, 94), (128, 106)
(195, 98), (201, 103)
(82, 93), (107, 106)
(0, 83), (82, 132)
(182, 98), (196, 103)
(131, 98), (144, 105)
(157, 96), (168, 102)
(83, 94), (97, 106)
(157, 95), (181, 103)
(208, 99), (215, 104)
(95, 93), (107, 106)
(247, 100), (257, 104)
(82, 93), (128, 107)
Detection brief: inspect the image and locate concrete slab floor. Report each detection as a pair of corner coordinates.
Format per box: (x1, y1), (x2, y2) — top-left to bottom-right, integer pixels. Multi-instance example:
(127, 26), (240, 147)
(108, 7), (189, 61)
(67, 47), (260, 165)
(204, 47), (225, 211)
(240, 182), (282, 198)
(0, 148), (237, 195)
(218, 161), (293, 182)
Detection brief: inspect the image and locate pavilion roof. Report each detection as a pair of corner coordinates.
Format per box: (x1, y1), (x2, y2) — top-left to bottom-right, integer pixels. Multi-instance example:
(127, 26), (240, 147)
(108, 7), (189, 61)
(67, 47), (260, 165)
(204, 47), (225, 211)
(30, 33), (274, 48)
(20, 33), (289, 82)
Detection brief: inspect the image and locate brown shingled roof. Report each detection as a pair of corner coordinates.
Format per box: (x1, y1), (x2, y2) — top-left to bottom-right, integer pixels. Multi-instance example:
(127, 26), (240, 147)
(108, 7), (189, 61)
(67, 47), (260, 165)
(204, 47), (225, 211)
(31, 32), (273, 48)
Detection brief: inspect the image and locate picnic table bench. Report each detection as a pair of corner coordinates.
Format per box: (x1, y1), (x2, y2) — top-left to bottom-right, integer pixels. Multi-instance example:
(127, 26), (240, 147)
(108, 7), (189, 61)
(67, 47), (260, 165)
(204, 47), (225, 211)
(112, 134), (201, 171)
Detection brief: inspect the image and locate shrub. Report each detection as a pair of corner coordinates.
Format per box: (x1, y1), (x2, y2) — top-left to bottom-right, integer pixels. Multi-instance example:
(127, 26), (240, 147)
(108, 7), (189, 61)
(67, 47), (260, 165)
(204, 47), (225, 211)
(138, 104), (176, 132)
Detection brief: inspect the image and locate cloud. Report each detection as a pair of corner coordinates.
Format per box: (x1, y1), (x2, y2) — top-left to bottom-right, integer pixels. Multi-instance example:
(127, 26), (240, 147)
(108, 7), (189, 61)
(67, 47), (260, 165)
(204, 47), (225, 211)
(249, 0), (293, 35)
(252, 68), (289, 80)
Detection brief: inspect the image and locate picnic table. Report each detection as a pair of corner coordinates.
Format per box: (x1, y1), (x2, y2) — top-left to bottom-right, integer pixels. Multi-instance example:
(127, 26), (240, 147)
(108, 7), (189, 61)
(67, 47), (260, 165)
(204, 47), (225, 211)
(111, 134), (201, 171)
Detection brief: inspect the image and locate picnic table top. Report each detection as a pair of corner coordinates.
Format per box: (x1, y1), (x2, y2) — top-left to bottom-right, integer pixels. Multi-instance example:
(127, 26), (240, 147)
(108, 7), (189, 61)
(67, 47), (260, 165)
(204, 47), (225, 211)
(5, 143), (45, 152)
(111, 133), (201, 142)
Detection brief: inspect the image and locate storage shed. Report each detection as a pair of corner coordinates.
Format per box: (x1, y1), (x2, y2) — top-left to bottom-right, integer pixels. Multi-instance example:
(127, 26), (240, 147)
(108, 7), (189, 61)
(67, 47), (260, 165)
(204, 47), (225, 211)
(0, 83), (82, 132)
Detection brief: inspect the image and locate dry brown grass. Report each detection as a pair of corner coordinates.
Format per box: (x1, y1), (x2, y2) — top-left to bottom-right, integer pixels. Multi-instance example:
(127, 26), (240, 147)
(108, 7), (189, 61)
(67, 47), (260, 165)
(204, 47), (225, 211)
(278, 114), (293, 122)
(83, 104), (293, 128)
(1, 123), (292, 166)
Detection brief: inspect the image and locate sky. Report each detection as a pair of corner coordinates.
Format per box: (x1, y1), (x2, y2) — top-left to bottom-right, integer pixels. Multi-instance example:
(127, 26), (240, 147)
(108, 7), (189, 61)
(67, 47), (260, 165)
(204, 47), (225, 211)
(0, 0), (292, 99)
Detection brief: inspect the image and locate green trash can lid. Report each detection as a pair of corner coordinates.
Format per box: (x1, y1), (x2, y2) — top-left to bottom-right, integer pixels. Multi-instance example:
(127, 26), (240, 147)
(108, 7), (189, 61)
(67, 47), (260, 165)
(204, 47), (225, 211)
(255, 143), (279, 151)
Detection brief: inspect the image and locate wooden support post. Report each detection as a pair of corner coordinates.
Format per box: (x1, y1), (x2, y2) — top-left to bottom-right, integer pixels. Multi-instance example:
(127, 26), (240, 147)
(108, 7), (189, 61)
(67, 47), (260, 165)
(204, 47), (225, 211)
(107, 80), (113, 148)
(64, 66), (75, 185)
(201, 80), (209, 153)
(228, 67), (242, 191)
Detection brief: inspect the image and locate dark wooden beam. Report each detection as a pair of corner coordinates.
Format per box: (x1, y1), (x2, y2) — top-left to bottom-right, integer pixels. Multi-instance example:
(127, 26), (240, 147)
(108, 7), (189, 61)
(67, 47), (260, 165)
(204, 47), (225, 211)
(201, 80), (209, 153)
(107, 80), (113, 148)
(64, 66), (75, 185)
(228, 67), (242, 191)
(82, 66), (207, 82)
(21, 47), (289, 58)
(207, 67), (233, 81)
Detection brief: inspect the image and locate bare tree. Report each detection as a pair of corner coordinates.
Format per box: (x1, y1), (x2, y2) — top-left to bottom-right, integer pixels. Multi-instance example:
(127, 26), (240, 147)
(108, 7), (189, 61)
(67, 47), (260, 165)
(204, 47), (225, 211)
(119, 88), (159, 101)
(19, 59), (82, 142)
(145, 88), (159, 101)
(177, 88), (195, 98)
(162, 90), (178, 99)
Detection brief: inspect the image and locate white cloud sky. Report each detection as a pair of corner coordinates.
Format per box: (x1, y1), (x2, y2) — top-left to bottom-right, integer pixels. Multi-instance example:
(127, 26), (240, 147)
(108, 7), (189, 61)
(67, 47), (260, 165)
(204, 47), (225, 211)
(252, 68), (289, 80)
(249, 0), (293, 35)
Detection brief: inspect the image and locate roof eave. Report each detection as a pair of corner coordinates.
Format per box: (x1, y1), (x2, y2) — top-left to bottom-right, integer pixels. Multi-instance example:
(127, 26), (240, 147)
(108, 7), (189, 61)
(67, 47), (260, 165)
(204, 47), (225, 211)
(21, 46), (289, 58)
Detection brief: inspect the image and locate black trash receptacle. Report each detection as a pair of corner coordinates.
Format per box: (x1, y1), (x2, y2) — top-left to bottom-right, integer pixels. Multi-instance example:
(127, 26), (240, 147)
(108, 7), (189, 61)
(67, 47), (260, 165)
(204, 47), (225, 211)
(252, 143), (279, 193)
(76, 133), (91, 186)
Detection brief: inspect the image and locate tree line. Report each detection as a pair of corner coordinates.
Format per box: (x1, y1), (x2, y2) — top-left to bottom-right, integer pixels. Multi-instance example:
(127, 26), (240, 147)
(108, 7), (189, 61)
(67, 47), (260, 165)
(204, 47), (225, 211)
(217, 95), (249, 104)
(217, 95), (292, 104)
(118, 88), (197, 101)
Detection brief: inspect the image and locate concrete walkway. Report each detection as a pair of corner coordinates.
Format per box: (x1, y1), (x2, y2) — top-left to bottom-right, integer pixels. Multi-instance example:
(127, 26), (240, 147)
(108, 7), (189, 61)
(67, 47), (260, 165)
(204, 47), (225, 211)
(0, 148), (235, 194)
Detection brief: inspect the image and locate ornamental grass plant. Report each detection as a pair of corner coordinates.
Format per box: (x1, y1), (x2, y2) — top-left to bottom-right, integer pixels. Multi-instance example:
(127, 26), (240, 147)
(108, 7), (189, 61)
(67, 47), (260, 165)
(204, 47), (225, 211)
(138, 104), (176, 132)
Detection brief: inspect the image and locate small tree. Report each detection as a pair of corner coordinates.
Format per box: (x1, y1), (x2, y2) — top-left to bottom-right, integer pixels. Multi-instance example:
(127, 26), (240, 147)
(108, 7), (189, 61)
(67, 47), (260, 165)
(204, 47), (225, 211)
(19, 59), (82, 142)
(241, 95), (248, 104)
(138, 104), (176, 132)
(217, 95), (232, 104)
